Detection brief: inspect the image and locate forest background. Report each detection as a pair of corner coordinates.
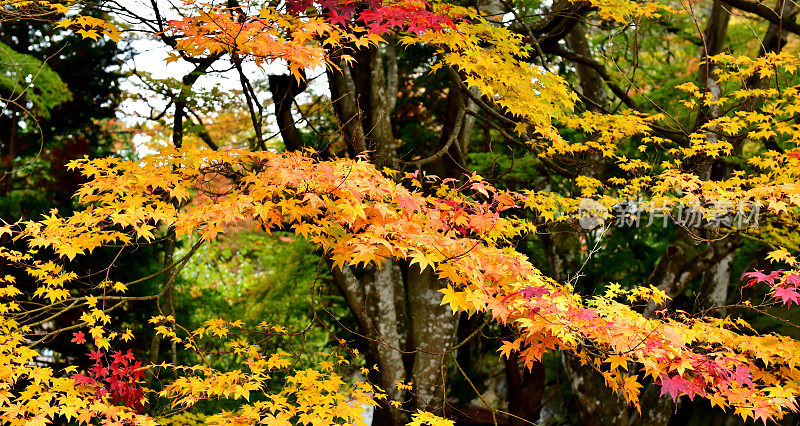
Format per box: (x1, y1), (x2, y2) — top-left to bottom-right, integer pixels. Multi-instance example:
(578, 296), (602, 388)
(4, 0), (800, 425)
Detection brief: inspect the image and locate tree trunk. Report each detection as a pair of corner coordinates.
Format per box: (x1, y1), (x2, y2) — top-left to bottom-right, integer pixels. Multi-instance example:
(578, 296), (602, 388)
(334, 262), (408, 423)
(556, 20), (679, 425)
(322, 43), (469, 424)
(505, 346), (545, 424)
(695, 252), (733, 314)
(147, 227), (177, 385)
(148, 59), (217, 384)
(268, 73), (306, 152)
(407, 265), (458, 413)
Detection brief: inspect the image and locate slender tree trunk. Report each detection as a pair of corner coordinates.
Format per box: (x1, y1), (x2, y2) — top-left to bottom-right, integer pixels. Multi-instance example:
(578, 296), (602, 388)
(147, 227), (177, 384)
(268, 73), (306, 152)
(147, 59), (217, 384)
(695, 0), (794, 323)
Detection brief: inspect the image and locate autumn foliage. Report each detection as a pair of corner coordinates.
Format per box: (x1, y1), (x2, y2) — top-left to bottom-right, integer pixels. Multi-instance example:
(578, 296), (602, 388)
(5, 0), (800, 424)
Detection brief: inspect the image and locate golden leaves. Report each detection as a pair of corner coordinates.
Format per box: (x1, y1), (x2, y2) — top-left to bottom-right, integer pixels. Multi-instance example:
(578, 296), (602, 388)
(9, 32), (800, 418)
(409, 411), (455, 426)
(156, 356), (379, 425)
(586, 0), (674, 23)
(57, 15), (121, 42)
(417, 15), (576, 133)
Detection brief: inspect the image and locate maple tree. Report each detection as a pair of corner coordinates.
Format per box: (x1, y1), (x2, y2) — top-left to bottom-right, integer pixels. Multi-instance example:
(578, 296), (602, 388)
(6, 0), (800, 424)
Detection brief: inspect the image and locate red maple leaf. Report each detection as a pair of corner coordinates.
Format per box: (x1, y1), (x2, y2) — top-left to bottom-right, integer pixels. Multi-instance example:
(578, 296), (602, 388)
(396, 195), (424, 216)
(741, 269), (783, 286)
(571, 308), (599, 320)
(644, 337), (665, 351)
(111, 350), (126, 365)
(71, 331), (86, 344)
(773, 285), (800, 307)
(659, 374), (690, 401)
(730, 365), (753, 387)
(520, 285), (551, 299)
(89, 349), (103, 362)
(73, 349), (146, 411)
(683, 377), (707, 400)
(285, 0), (313, 14)
(72, 374), (96, 387)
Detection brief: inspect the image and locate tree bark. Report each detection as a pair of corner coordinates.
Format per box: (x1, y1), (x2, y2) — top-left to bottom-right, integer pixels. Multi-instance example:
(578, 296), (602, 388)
(149, 59), (217, 383)
(333, 262), (408, 423)
(147, 227), (177, 385)
(505, 344), (545, 424)
(563, 354), (674, 426)
(268, 73), (306, 152)
(323, 44), (464, 424)
(407, 265), (458, 413)
(327, 55), (367, 156)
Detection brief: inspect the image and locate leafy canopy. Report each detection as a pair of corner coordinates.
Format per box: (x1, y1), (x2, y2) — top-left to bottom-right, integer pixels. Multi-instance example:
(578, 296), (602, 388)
(4, 0), (800, 425)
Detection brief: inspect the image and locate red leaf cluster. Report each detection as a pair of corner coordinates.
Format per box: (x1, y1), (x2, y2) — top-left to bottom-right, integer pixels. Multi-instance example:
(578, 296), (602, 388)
(71, 349), (145, 411)
(286, 0), (457, 34)
(742, 270), (800, 306)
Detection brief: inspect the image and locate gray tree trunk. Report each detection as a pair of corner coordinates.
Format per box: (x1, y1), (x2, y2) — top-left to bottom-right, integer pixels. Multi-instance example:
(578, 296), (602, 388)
(323, 43), (470, 424)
